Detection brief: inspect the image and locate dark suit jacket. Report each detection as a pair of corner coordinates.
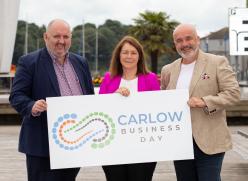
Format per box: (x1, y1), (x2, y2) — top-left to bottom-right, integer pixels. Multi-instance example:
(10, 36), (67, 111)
(9, 48), (94, 157)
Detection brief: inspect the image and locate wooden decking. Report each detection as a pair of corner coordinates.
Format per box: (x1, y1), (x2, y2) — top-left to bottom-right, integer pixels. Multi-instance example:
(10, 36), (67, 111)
(0, 125), (247, 181)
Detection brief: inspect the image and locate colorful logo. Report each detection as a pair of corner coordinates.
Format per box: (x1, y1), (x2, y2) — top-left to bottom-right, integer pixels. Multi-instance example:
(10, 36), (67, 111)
(52, 112), (116, 151)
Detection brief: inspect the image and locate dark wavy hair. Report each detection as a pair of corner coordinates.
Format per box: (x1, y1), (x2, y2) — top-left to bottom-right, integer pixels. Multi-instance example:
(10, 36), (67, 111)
(109, 36), (149, 77)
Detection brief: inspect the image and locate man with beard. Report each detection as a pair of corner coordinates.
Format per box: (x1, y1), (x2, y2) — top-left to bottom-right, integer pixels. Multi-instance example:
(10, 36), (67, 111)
(160, 24), (240, 181)
(9, 19), (94, 181)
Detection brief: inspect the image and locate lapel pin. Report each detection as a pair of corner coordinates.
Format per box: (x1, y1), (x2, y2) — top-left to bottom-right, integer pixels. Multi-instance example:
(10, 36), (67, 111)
(201, 73), (210, 80)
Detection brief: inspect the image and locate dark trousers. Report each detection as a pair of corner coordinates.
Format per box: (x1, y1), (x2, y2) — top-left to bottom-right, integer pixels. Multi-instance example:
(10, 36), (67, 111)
(26, 154), (80, 181)
(174, 140), (225, 181)
(102, 162), (157, 181)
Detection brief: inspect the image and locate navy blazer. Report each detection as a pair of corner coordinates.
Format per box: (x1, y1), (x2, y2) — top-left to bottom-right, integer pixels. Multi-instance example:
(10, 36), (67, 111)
(9, 48), (94, 157)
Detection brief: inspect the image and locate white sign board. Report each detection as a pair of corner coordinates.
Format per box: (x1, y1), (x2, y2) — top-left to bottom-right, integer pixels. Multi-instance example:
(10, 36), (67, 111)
(47, 90), (193, 169)
(229, 8), (248, 55)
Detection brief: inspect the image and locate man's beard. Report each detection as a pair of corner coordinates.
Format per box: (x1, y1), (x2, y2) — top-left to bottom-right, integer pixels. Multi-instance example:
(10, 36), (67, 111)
(178, 45), (198, 60)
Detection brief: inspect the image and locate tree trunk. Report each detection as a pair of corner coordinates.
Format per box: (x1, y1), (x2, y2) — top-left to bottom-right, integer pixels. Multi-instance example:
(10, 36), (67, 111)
(150, 50), (158, 74)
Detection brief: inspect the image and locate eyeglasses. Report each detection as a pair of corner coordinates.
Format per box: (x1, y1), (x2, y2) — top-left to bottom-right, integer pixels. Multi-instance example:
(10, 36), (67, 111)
(121, 50), (138, 56)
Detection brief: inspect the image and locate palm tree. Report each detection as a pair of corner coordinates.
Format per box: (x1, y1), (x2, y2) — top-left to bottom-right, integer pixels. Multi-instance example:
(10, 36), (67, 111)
(130, 11), (178, 74)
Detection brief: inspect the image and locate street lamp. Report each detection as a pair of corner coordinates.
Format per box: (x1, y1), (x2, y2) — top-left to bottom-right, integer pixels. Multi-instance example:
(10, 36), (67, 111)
(36, 38), (39, 50)
(82, 19), (85, 58)
(95, 26), (98, 74)
(24, 20), (28, 55)
(205, 37), (209, 53)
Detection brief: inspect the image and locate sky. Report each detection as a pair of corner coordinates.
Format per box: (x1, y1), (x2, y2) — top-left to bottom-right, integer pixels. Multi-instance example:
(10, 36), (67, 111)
(18, 0), (246, 37)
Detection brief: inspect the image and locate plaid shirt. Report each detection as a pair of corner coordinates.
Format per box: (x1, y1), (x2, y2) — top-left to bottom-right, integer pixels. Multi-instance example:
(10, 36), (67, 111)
(48, 50), (83, 96)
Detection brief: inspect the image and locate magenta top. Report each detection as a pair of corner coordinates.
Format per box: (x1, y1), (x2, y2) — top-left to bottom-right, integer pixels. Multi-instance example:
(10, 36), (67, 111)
(99, 72), (160, 94)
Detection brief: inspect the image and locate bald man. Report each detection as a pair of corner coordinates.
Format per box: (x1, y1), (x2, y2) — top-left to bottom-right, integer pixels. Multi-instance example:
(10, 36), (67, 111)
(161, 24), (240, 181)
(10, 19), (94, 181)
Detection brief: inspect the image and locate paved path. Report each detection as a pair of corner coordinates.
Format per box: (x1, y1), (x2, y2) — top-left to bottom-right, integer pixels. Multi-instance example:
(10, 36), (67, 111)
(0, 125), (247, 181)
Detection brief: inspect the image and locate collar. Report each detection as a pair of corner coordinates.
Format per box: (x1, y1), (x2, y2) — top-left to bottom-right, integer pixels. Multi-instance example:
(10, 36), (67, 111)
(47, 48), (69, 64)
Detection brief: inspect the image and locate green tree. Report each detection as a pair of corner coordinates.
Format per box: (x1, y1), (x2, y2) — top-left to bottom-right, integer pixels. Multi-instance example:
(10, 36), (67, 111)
(97, 26), (117, 71)
(13, 21), (45, 65)
(98, 20), (130, 72)
(102, 19), (130, 39)
(28, 23), (45, 51)
(130, 11), (178, 73)
(71, 23), (96, 70)
(13, 20), (26, 65)
(71, 20), (130, 73)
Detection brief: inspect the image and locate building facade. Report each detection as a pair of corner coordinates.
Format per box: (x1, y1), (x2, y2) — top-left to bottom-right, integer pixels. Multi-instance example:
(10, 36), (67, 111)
(200, 27), (248, 84)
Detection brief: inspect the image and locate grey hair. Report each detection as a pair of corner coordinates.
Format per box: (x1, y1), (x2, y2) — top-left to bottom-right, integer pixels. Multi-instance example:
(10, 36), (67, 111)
(173, 24), (198, 37)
